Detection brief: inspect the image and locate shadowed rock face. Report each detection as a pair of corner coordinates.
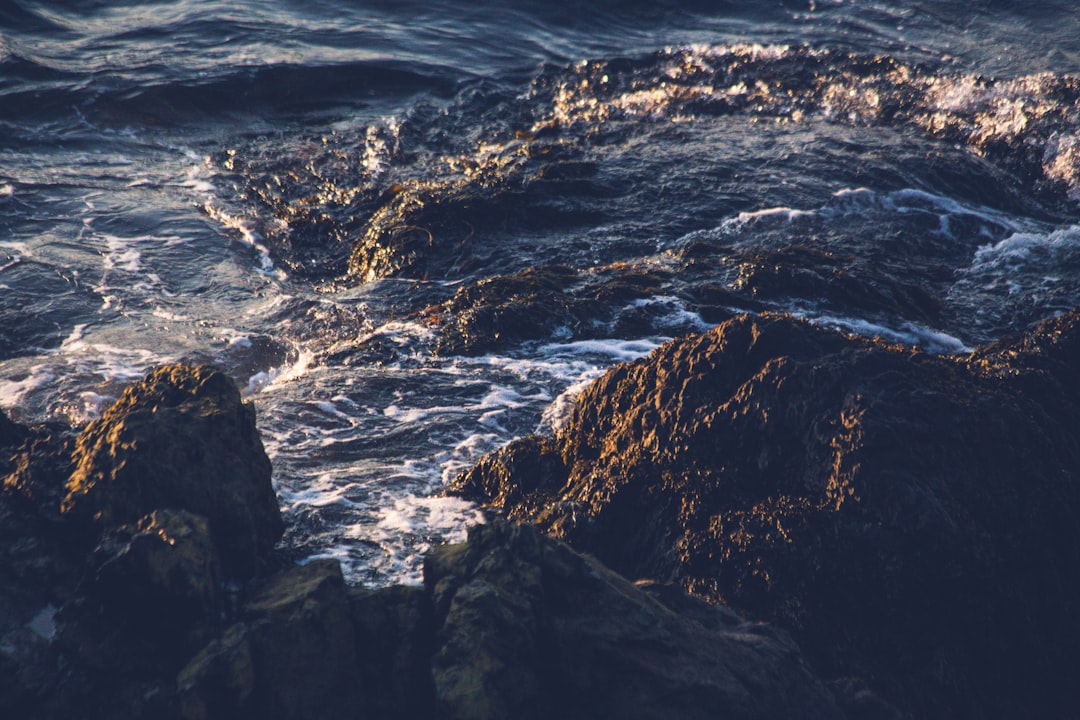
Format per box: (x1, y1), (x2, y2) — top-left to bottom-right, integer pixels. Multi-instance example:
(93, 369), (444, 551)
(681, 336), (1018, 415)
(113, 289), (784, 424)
(425, 521), (844, 720)
(62, 364), (283, 578)
(454, 309), (1080, 719)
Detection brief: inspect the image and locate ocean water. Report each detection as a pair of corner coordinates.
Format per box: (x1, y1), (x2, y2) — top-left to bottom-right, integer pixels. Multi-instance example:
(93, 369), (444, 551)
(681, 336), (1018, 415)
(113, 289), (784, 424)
(3, 0), (1080, 584)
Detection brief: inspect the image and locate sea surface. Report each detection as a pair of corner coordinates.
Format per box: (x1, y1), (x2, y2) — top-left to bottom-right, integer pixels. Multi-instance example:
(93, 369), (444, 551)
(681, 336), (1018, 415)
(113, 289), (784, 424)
(3, 0), (1080, 584)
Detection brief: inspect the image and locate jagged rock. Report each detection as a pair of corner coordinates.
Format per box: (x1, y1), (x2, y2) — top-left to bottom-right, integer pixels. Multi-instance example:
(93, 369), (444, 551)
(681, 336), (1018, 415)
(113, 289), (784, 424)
(455, 310), (1080, 719)
(424, 521), (843, 720)
(179, 559), (363, 720)
(725, 244), (942, 326)
(62, 364), (283, 578)
(1, 414), (81, 720)
(454, 435), (566, 518)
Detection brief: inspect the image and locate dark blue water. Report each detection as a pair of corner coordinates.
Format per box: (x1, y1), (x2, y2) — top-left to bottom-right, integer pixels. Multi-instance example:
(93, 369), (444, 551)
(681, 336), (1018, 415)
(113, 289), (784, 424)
(3, 0), (1080, 583)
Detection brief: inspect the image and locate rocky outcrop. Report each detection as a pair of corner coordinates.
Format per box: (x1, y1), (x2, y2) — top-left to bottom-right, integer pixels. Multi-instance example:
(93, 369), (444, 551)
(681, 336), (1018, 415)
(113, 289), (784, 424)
(62, 364), (283, 578)
(454, 309), (1080, 719)
(178, 559), (365, 720)
(2, 364), (860, 720)
(1, 365), (283, 719)
(347, 150), (607, 283)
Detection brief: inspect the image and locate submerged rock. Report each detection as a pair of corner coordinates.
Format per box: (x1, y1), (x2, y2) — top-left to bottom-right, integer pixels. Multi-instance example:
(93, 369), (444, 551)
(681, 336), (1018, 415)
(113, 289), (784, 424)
(455, 309), (1080, 719)
(62, 364), (282, 578)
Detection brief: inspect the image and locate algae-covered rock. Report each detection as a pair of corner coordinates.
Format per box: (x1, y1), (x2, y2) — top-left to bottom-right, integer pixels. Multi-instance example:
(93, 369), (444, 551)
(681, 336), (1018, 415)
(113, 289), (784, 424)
(456, 310), (1080, 719)
(424, 520), (843, 720)
(62, 364), (283, 577)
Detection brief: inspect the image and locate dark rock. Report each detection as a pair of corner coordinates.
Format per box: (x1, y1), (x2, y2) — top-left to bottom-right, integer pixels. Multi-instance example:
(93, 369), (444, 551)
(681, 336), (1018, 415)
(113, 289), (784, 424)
(424, 520), (843, 720)
(72, 510), (225, 661)
(48, 511), (227, 720)
(424, 263), (675, 355)
(1, 416), (82, 719)
(62, 364), (283, 578)
(348, 156), (605, 283)
(455, 310), (1080, 719)
(0, 407), (28, 449)
(683, 242), (943, 328)
(454, 435), (567, 519)
(179, 559), (363, 720)
(429, 265), (584, 355)
(3, 421), (75, 516)
(349, 584), (436, 719)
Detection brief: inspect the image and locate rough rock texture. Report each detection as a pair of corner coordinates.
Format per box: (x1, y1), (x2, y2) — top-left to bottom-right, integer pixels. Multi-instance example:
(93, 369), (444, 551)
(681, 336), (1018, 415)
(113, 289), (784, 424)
(425, 521), (843, 720)
(454, 309), (1080, 719)
(62, 364), (283, 577)
(3, 367), (855, 720)
(1, 365), (283, 719)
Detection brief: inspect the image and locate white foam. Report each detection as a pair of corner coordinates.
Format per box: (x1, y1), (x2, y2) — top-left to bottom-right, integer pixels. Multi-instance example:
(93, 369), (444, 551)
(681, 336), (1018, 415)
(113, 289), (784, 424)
(243, 347), (315, 395)
(76, 391), (115, 421)
(0, 365), (58, 414)
(969, 225), (1080, 267)
(736, 206), (816, 223)
(541, 371), (605, 433)
(535, 337), (667, 362)
(805, 313), (972, 354)
(203, 202), (285, 280)
(625, 295), (713, 331)
(0, 240), (30, 259)
(100, 234), (143, 274)
(374, 495), (486, 545)
(150, 307), (189, 321)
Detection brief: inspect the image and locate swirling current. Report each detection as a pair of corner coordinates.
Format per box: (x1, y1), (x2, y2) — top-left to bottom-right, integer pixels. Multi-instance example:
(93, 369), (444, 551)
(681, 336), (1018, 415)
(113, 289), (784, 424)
(3, 0), (1080, 583)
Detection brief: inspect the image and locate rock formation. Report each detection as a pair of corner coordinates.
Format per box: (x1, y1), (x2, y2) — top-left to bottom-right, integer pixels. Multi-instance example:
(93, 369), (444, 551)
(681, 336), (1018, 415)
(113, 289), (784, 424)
(1, 362), (860, 720)
(455, 309), (1080, 719)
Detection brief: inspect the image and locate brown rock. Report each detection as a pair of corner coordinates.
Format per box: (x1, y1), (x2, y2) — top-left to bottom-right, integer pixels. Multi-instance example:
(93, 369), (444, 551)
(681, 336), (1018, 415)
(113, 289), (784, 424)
(62, 364), (283, 577)
(455, 310), (1080, 719)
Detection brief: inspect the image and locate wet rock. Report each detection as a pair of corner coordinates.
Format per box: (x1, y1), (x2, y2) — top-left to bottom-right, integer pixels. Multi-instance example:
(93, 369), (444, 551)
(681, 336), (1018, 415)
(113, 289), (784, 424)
(62, 364), (283, 578)
(1, 415), (82, 719)
(0, 408), (28, 449)
(729, 245), (942, 325)
(425, 520), (843, 720)
(348, 157), (605, 283)
(50, 511), (228, 720)
(679, 241), (944, 328)
(456, 310), (1080, 719)
(454, 435), (567, 520)
(429, 265), (584, 355)
(424, 263), (675, 355)
(178, 559), (363, 720)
